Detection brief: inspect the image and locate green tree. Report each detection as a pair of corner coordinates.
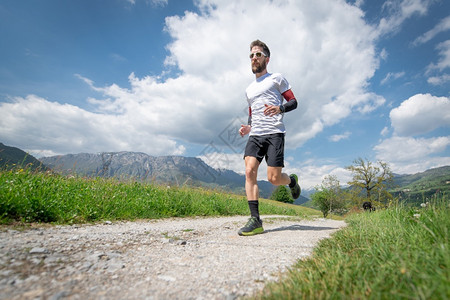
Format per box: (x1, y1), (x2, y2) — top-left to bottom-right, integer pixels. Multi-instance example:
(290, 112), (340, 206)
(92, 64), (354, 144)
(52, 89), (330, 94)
(345, 158), (394, 207)
(311, 175), (345, 217)
(270, 185), (293, 203)
(311, 189), (332, 217)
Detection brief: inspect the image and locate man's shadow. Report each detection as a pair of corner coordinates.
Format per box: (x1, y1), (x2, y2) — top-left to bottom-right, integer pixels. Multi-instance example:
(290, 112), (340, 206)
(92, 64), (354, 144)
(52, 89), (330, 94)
(263, 224), (339, 233)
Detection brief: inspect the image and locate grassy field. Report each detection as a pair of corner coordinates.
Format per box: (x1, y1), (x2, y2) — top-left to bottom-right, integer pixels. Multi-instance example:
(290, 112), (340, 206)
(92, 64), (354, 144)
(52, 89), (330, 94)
(1, 169), (448, 299)
(0, 168), (318, 224)
(256, 196), (449, 299)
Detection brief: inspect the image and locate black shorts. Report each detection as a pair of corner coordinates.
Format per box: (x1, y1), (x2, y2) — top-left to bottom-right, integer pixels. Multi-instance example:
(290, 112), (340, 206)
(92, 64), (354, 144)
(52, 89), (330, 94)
(244, 133), (285, 167)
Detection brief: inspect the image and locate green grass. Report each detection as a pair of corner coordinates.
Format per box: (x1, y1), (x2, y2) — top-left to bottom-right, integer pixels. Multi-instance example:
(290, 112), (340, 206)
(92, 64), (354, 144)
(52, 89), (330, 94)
(256, 196), (449, 299)
(0, 168), (314, 224)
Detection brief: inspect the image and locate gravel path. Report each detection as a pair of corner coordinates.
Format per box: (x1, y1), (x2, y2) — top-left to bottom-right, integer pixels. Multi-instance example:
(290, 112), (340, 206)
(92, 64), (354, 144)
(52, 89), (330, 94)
(0, 216), (346, 300)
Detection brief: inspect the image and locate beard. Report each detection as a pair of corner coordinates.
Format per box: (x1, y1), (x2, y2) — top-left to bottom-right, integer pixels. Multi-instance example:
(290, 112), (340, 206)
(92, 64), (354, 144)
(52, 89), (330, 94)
(252, 59), (267, 74)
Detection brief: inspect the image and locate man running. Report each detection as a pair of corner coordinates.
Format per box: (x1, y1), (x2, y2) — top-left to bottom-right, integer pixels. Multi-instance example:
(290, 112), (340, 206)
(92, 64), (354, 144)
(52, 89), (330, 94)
(238, 40), (301, 236)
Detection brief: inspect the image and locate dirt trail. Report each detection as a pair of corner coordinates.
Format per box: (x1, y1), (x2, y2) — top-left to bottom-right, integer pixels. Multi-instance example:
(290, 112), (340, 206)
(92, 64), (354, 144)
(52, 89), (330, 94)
(0, 216), (346, 299)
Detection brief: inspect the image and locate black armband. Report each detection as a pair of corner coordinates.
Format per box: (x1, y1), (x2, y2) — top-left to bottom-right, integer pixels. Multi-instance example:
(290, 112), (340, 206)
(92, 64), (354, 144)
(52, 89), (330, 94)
(282, 99), (298, 113)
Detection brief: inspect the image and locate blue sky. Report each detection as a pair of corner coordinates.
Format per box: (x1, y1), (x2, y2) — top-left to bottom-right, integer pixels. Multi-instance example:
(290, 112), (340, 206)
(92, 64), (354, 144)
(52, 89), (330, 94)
(0, 0), (449, 189)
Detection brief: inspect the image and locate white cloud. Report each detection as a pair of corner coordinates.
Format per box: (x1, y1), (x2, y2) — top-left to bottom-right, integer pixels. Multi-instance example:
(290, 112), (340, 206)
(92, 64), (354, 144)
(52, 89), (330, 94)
(375, 136), (450, 161)
(290, 161), (353, 189)
(424, 39), (450, 86)
(428, 73), (450, 85)
(321, 91), (385, 126)
(389, 93), (450, 136)
(412, 15), (450, 46)
(0, 95), (186, 157)
(126, 0), (168, 7)
(151, 0), (168, 7)
(427, 39), (450, 73)
(374, 136), (450, 174)
(110, 53), (127, 63)
(0, 0), (384, 159)
(329, 131), (351, 142)
(374, 93), (450, 174)
(381, 71), (405, 85)
(354, 0), (365, 8)
(380, 48), (389, 61)
(377, 0), (431, 36)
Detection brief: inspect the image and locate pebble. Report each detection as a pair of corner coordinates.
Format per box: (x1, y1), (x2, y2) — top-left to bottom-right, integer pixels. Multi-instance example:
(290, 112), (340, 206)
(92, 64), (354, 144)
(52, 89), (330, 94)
(29, 247), (49, 254)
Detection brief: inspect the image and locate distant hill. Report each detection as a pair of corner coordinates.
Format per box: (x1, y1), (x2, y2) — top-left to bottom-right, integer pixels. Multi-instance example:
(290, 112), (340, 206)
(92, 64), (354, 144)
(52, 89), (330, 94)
(0, 143), (47, 171)
(293, 195), (311, 206)
(302, 166), (450, 209)
(390, 166), (450, 205)
(39, 151), (276, 198)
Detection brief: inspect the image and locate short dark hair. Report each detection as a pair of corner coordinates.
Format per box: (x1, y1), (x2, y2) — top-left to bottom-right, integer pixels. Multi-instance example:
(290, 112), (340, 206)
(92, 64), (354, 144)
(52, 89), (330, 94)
(250, 40), (270, 57)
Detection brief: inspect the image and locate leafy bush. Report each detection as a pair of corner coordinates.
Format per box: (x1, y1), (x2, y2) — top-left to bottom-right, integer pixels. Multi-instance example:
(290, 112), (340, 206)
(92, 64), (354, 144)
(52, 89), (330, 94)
(270, 185), (293, 203)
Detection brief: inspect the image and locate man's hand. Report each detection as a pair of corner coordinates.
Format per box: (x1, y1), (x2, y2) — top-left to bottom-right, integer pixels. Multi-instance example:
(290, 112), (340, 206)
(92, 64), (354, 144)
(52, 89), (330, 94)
(239, 125), (251, 137)
(264, 104), (281, 117)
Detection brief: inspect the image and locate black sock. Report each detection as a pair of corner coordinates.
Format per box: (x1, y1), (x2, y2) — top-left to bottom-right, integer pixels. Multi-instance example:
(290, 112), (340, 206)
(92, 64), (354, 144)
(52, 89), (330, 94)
(289, 175), (296, 188)
(248, 200), (260, 220)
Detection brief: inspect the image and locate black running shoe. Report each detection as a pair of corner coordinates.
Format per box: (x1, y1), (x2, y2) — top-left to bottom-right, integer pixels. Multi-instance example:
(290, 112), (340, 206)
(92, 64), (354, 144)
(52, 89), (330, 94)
(289, 174), (301, 199)
(238, 217), (264, 236)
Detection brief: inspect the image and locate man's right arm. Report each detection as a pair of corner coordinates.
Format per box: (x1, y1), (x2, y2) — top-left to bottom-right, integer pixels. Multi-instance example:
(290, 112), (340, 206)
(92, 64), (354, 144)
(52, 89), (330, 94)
(239, 107), (252, 137)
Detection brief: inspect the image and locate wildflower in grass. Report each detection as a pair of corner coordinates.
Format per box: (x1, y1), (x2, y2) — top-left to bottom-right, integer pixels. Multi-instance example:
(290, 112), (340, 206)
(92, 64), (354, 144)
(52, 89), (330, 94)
(413, 213), (420, 218)
(420, 202), (430, 208)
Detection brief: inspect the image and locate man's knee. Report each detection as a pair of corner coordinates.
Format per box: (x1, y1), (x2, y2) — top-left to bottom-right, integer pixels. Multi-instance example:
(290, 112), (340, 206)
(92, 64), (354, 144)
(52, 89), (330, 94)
(267, 175), (278, 185)
(245, 167), (258, 181)
(267, 172), (281, 185)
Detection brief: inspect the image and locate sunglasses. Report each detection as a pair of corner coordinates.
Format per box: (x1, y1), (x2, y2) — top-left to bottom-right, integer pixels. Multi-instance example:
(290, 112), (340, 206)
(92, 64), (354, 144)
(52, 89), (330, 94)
(249, 52), (267, 59)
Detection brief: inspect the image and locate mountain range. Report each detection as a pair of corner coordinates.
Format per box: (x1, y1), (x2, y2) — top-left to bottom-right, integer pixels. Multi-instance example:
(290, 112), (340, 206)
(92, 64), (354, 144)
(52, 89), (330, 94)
(38, 151), (282, 199)
(1, 142), (448, 204)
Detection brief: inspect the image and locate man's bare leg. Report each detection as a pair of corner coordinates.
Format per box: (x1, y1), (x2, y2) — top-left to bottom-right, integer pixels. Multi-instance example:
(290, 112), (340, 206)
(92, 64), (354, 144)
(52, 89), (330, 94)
(238, 156), (264, 236)
(245, 156), (260, 200)
(267, 166), (301, 199)
(267, 166), (291, 186)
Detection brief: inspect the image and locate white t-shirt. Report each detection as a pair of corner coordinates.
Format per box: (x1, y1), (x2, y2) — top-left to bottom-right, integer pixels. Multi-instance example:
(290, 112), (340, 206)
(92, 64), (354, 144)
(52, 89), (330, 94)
(245, 72), (291, 136)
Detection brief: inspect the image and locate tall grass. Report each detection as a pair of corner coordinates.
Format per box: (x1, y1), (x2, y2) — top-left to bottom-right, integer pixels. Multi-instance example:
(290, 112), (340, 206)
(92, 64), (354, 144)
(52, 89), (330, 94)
(0, 168), (309, 224)
(257, 196), (449, 299)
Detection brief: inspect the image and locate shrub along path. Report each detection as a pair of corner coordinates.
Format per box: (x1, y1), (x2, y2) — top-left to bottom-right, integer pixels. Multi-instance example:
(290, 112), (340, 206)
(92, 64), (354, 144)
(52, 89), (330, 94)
(0, 215), (345, 299)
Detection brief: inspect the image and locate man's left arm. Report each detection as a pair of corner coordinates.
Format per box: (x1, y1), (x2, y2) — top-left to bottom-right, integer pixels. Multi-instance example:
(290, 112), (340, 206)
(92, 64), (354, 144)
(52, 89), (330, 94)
(280, 89), (297, 113)
(263, 89), (298, 117)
